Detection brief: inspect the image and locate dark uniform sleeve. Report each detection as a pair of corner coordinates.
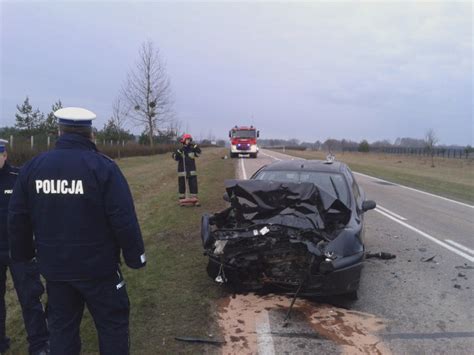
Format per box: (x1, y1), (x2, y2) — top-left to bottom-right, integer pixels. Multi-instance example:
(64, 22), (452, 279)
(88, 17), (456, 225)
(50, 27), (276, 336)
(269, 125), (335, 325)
(104, 162), (146, 269)
(172, 148), (183, 161)
(193, 144), (202, 157)
(8, 171), (35, 262)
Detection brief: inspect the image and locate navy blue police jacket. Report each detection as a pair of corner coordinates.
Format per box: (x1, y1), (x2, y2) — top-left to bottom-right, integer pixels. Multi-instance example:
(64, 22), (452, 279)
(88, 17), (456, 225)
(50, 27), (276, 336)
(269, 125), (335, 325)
(0, 162), (19, 265)
(8, 133), (146, 281)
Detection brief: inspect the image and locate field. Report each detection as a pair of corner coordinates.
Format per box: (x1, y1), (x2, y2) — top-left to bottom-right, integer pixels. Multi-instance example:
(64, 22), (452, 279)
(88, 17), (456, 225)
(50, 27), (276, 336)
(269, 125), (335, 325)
(5, 148), (233, 354)
(273, 149), (474, 204)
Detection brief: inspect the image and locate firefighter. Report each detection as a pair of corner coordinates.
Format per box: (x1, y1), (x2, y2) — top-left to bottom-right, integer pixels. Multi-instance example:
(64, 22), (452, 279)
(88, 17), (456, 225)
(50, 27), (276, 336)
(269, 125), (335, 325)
(0, 139), (49, 355)
(172, 134), (201, 205)
(8, 108), (146, 355)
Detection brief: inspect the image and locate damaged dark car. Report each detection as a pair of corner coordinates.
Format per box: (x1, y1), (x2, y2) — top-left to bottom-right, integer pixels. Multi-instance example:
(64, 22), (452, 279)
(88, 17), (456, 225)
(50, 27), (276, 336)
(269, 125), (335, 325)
(201, 160), (376, 297)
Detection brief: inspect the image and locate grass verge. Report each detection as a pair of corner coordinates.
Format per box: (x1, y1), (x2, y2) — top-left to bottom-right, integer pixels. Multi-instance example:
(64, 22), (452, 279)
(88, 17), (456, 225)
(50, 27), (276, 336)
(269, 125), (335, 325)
(6, 148), (234, 354)
(272, 150), (474, 204)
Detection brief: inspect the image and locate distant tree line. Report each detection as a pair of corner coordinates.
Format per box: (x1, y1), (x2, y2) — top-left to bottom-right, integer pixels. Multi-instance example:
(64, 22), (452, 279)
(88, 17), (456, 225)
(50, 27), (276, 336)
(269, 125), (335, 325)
(260, 130), (472, 164)
(260, 133), (471, 153)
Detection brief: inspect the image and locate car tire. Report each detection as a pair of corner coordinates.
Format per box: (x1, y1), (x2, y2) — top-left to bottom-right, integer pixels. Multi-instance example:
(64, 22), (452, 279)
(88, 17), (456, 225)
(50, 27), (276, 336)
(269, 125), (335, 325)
(207, 258), (220, 279)
(201, 214), (213, 248)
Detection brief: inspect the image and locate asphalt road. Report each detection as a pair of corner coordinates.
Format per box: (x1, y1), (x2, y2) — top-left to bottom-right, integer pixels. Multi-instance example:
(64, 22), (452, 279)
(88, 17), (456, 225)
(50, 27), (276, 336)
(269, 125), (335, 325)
(229, 149), (474, 355)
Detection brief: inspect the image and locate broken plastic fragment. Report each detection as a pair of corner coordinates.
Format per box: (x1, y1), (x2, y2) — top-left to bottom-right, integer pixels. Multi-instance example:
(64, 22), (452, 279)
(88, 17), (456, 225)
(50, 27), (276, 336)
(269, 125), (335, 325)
(260, 226), (270, 235)
(214, 240), (228, 255)
(253, 230), (259, 236)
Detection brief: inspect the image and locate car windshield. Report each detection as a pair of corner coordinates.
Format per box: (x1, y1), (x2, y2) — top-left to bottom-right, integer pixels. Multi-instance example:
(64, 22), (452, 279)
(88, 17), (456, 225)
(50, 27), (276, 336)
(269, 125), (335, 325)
(232, 130), (256, 138)
(254, 170), (350, 206)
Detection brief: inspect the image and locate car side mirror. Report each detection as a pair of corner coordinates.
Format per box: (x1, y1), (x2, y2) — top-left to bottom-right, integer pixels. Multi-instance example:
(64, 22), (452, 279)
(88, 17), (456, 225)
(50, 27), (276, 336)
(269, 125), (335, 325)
(223, 192), (230, 202)
(361, 200), (376, 212)
(257, 131), (260, 138)
(228, 131), (231, 138)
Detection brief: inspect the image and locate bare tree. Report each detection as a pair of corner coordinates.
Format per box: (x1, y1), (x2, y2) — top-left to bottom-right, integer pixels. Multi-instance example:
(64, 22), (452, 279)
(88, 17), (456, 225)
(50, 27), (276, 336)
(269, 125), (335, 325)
(425, 128), (439, 167)
(111, 97), (129, 134)
(123, 41), (173, 146)
(324, 138), (338, 154)
(112, 97), (130, 158)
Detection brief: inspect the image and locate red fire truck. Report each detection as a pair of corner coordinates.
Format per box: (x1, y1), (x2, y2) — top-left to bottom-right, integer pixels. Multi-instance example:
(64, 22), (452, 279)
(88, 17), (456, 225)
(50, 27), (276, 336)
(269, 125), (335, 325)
(229, 125), (260, 158)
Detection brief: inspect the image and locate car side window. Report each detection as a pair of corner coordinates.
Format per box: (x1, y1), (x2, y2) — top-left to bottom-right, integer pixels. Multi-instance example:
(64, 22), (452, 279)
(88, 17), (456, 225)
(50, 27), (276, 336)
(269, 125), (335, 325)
(348, 169), (361, 202)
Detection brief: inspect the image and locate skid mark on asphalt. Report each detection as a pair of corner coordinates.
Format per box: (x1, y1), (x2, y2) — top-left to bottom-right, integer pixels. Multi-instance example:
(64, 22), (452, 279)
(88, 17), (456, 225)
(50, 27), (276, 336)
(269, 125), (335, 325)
(217, 293), (390, 355)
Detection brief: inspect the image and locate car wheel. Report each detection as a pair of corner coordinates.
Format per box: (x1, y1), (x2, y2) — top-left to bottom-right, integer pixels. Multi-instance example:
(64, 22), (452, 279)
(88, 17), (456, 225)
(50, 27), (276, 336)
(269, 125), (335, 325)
(201, 214), (213, 248)
(207, 258), (220, 279)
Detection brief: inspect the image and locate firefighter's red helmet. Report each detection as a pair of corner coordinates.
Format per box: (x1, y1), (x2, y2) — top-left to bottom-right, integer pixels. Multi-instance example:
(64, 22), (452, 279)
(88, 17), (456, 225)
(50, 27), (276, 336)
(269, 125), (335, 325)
(180, 133), (193, 143)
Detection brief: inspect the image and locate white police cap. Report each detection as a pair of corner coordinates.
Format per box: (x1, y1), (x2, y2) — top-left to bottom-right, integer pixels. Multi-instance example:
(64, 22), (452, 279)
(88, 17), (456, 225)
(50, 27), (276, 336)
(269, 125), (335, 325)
(0, 139), (8, 153)
(54, 107), (96, 126)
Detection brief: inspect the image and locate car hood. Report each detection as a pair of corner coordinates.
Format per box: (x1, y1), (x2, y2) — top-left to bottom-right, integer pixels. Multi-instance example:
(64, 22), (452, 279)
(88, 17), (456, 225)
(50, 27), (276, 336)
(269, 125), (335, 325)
(219, 179), (351, 231)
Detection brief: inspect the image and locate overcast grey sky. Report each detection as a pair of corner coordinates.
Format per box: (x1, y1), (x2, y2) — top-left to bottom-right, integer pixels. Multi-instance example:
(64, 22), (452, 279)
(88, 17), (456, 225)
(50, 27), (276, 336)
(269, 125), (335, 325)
(1, 0), (472, 144)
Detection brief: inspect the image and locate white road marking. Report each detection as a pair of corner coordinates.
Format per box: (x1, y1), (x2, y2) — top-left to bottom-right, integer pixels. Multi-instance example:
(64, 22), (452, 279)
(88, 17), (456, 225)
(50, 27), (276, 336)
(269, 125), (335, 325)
(256, 310), (276, 355)
(445, 239), (474, 255)
(375, 209), (474, 263)
(353, 171), (474, 209)
(260, 151), (282, 160)
(376, 205), (407, 221)
(240, 157), (247, 179)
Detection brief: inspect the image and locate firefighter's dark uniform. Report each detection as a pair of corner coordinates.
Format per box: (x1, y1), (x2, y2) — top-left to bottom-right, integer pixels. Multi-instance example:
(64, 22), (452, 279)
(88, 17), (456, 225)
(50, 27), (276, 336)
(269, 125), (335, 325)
(0, 162), (49, 355)
(8, 132), (146, 355)
(173, 143), (201, 199)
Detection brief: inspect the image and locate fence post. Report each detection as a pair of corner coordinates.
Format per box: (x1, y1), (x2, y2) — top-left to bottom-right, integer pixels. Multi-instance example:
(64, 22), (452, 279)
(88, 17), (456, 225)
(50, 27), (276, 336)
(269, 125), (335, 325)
(9, 135), (13, 151)
(31, 136), (34, 150)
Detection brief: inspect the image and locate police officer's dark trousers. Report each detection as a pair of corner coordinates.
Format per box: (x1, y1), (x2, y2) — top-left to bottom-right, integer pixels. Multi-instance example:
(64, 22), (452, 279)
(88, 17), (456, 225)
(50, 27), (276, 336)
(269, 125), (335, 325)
(0, 260), (49, 354)
(46, 270), (129, 355)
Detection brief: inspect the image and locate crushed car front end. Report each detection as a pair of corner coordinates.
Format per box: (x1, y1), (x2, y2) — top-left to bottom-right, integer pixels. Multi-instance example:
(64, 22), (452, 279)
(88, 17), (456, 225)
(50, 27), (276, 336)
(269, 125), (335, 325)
(202, 179), (366, 296)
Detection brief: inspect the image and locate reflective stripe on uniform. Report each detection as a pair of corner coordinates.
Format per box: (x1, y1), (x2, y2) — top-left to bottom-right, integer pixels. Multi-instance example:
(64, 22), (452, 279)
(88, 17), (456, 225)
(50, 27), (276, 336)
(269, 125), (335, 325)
(177, 172), (186, 177)
(189, 171), (197, 176)
(188, 152), (196, 159)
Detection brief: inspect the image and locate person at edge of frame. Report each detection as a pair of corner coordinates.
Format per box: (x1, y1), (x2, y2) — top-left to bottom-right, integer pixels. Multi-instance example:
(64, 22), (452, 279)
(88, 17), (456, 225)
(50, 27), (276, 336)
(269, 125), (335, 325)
(7, 107), (146, 355)
(172, 133), (202, 206)
(0, 139), (49, 355)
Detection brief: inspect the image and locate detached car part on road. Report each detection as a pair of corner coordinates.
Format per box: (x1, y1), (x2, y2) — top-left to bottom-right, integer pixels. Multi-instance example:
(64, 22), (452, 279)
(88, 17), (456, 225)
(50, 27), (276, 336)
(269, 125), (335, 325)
(201, 160), (376, 297)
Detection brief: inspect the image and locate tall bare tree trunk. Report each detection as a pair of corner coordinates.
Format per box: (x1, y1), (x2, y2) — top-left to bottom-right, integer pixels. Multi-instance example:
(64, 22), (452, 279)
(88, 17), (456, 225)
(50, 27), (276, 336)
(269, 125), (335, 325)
(122, 41), (173, 147)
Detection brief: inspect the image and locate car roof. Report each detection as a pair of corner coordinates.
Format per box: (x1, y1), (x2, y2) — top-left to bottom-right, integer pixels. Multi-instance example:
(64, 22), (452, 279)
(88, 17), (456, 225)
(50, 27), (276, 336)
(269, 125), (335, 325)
(259, 159), (347, 173)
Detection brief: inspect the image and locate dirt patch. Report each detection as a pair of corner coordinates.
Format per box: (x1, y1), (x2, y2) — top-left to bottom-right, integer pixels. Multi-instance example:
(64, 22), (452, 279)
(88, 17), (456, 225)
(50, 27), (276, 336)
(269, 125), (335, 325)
(217, 293), (390, 355)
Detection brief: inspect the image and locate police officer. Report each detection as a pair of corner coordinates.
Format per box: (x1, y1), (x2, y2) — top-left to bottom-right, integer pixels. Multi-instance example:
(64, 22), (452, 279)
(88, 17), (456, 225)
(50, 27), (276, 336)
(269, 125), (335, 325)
(172, 134), (201, 205)
(0, 139), (49, 355)
(8, 108), (146, 355)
